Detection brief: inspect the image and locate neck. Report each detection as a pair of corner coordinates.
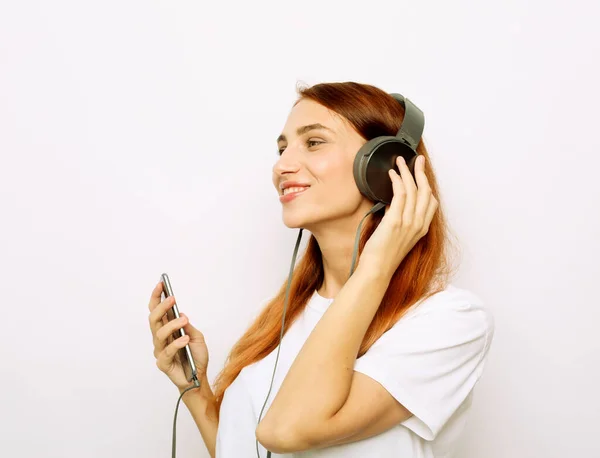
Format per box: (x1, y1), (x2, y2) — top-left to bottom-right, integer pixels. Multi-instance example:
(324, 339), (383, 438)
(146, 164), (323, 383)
(310, 205), (378, 298)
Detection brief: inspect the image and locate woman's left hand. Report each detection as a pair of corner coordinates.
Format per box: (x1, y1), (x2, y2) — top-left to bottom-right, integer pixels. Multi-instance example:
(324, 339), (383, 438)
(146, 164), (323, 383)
(358, 154), (439, 280)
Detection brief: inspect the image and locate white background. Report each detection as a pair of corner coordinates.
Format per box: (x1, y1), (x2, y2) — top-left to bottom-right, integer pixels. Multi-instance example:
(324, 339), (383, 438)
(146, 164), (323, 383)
(1, 1), (598, 457)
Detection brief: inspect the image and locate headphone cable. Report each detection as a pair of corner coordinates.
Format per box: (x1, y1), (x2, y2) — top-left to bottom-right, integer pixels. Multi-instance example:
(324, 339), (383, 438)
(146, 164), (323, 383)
(172, 376), (202, 458)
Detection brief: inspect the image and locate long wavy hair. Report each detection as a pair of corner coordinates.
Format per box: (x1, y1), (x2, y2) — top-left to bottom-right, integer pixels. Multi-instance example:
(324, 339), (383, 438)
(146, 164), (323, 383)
(211, 81), (460, 417)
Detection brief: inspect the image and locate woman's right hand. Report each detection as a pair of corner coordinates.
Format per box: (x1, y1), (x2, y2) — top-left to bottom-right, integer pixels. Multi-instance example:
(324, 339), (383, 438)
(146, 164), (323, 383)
(148, 281), (209, 392)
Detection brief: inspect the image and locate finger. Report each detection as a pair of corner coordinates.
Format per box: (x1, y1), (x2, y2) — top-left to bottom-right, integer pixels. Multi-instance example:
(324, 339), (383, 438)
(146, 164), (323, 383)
(156, 334), (190, 373)
(423, 195), (439, 230)
(387, 167), (407, 218)
(398, 155), (418, 193)
(180, 313), (205, 340)
(414, 155), (431, 193)
(148, 295), (176, 336)
(160, 334), (190, 365)
(156, 314), (187, 343)
(179, 313), (195, 334)
(396, 156), (417, 223)
(414, 155), (433, 219)
(155, 315), (188, 355)
(148, 281), (163, 312)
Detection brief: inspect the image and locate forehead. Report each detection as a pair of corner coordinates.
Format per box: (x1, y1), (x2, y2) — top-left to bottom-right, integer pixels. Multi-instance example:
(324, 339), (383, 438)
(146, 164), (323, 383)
(279, 99), (349, 138)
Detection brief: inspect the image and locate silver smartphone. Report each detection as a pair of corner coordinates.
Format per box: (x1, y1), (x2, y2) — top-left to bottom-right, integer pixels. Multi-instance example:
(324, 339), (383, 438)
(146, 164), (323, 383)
(160, 273), (198, 382)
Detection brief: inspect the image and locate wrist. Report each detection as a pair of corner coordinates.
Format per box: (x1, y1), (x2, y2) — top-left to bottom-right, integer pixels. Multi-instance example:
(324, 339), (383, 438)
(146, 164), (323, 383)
(180, 389), (208, 414)
(180, 373), (211, 402)
(181, 386), (207, 405)
(354, 261), (394, 285)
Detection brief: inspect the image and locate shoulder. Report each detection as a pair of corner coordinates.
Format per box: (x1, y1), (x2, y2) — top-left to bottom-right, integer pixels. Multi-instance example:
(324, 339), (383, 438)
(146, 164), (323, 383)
(353, 285), (495, 442)
(406, 283), (494, 330)
(370, 284), (495, 357)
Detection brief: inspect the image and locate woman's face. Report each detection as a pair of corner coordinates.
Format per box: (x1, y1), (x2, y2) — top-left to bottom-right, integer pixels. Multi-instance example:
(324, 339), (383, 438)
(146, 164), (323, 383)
(272, 99), (371, 230)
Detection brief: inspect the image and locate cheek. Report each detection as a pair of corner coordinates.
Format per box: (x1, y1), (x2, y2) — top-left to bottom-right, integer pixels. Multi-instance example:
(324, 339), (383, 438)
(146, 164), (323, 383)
(311, 157), (361, 202)
(311, 155), (353, 184)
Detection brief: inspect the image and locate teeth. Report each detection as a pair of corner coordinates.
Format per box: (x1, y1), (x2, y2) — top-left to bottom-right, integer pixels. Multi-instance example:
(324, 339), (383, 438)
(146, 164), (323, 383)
(283, 186), (308, 195)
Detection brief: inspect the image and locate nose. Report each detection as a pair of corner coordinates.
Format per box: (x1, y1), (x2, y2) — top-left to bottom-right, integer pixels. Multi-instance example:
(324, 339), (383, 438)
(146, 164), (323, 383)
(273, 146), (301, 177)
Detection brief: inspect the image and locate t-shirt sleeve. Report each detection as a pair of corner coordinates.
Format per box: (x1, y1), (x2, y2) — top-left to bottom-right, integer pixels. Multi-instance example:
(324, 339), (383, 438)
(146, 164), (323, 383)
(353, 300), (494, 440)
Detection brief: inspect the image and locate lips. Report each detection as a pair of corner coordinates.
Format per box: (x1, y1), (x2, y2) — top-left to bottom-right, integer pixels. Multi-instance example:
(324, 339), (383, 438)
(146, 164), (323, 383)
(279, 185), (309, 203)
(279, 181), (311, 195)
(282, 186), (309, 196)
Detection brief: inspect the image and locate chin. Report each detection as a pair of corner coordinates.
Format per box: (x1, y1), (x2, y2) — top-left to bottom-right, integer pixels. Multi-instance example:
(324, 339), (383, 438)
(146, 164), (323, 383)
(281, 207), (343, 232)
(282, 212), (310, 229)
(281, 205), (324, 229)
(280, 198), (362, 231)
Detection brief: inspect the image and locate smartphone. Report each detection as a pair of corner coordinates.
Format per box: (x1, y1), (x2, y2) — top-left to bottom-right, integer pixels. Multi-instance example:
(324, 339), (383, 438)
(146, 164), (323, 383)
(160, 273), (198, 382)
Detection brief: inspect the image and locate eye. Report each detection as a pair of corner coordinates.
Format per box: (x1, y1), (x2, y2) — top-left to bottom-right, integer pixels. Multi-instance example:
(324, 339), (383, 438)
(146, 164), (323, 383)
(277, 139), (324, 156)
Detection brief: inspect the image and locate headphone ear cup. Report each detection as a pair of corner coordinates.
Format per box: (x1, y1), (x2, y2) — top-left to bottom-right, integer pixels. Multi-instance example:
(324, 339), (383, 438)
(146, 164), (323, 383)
(354, 138), (418, 205)
(353, 137), (383, 202)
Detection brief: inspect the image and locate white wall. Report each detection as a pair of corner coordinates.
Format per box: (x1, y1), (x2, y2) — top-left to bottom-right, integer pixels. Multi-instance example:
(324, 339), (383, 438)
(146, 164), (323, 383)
(1, 1), (598, 457)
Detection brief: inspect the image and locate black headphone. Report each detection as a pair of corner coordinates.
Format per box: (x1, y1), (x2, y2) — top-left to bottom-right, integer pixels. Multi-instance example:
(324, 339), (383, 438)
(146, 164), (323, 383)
(352, 93), (425, 205)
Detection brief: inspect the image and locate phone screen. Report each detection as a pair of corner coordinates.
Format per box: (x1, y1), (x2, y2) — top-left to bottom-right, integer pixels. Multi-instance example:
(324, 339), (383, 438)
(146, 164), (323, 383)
(160, 273), (198, 382)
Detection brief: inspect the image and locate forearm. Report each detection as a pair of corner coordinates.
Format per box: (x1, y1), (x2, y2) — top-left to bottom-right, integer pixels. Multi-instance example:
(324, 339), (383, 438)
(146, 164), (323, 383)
(259, 265), (391, 436)
(181, 372), (219, 458)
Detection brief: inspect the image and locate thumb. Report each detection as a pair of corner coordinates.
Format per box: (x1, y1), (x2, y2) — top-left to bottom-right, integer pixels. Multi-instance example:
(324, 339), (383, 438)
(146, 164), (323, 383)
(180, 313), (202, 337)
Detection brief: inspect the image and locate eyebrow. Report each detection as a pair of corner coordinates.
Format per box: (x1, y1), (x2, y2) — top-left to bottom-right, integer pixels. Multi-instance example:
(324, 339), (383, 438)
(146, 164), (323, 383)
(277, 123), (334, 143)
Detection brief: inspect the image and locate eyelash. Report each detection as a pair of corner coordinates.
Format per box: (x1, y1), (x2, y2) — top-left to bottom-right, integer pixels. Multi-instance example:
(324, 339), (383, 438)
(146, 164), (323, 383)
(278, 140), (324, 155)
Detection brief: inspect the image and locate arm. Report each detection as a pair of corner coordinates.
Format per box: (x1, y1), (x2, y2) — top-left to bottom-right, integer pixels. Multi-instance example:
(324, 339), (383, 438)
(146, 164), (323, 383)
(256, 266), (409, 452)
(181, 372), (219, 458)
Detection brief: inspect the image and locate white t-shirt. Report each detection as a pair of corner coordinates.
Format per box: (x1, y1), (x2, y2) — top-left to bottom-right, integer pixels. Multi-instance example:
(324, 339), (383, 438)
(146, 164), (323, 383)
(215, 283), (494, 458)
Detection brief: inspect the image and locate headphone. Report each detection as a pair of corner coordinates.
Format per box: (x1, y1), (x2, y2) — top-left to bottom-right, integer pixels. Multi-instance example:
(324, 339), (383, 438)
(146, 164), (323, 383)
(353, 93), (425, 205)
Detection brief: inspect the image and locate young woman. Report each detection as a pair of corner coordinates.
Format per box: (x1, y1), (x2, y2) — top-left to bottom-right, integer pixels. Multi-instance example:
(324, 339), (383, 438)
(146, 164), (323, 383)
(147, 82), (495, 458)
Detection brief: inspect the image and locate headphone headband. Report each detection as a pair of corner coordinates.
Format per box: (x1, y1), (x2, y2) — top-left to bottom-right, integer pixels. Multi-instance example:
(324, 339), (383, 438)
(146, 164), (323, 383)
(389, 93), (425, 151)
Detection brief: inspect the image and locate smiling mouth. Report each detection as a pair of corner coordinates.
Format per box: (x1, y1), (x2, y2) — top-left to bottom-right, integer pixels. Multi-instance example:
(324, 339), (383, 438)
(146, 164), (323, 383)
(282, 186), (310, 196)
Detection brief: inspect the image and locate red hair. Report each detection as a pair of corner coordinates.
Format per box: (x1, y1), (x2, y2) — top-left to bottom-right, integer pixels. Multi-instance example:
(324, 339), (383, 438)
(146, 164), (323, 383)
(211, 81), (459, 416)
